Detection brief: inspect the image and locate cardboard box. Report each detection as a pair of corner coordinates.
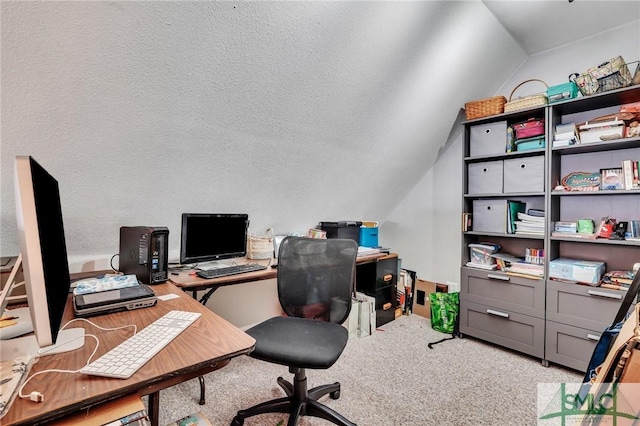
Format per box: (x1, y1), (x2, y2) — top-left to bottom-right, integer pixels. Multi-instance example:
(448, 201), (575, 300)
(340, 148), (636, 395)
(548, 258), (606, 285)
(49, 394), (148, 425)
(412, 279), (437, 319)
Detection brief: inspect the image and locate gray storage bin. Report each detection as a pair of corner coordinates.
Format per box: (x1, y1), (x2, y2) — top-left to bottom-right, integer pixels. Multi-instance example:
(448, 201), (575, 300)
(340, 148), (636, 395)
(503, 156), (544, 193)
(470, 121), (507, 157)
(472, 199), (507, 233)
(468, 160), (503, 194)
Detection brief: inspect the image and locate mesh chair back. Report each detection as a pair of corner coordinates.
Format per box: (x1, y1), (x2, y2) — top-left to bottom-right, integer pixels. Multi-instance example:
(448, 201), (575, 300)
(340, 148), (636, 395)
(277, 237), (357, 324)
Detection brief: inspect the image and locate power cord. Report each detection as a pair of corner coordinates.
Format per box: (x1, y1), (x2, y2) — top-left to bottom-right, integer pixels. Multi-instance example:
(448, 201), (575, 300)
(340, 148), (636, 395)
(110, 253), (119, 272)
(17, 318), (137, 403)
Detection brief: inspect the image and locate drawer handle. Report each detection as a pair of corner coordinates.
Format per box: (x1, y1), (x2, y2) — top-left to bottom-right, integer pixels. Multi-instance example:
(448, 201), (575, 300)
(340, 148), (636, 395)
(487, 274), (510, 281)
(486, 309), (509, 318)
(587, 333), (601, 341)
(485, 129), (491, 135)
(483, 168), (488, 173)
(383, 302), (392, 310)
(383, 274), (392, 282)
(520, 163), (526, 169)
(587, 290), (623, 300)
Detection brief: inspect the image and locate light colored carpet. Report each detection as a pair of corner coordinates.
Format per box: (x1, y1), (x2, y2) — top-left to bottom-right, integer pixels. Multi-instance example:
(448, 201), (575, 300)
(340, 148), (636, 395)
(153, 314), (582, 426)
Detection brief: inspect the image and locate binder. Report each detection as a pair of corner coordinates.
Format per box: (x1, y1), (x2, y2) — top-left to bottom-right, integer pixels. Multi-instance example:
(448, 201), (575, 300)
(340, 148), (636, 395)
(507, 200), (526, 234)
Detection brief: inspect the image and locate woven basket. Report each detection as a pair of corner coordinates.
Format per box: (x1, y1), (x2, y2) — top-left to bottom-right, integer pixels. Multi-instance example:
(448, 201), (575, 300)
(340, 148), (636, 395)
(504, 79), (548, 113)
(247, 227), (274, 260)
(464, 96), (507, 120)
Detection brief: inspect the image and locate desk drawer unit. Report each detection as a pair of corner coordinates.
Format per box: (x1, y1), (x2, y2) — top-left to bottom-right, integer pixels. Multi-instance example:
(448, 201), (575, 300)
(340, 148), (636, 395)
(546, 280), (624, 331)
(467, 161), (503, 194)
(461, 268), (544, 318)
(460, 300), (544, 358)
(545, 321), (600, 372)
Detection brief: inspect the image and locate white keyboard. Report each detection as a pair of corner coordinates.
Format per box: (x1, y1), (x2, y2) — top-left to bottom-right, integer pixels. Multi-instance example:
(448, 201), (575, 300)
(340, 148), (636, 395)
(80, 310), (201, 379)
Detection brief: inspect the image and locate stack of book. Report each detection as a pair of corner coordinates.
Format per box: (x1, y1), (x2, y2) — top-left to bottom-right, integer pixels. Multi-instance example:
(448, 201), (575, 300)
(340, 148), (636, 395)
(553, 123), (579, 147)
(600, 270), (635, 290)
(514, 211), (545, 236)
(490, 253), (544, 279)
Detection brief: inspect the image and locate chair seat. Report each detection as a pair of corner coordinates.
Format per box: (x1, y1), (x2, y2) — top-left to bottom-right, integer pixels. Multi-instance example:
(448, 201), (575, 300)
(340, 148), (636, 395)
(246, 316), (348, 369)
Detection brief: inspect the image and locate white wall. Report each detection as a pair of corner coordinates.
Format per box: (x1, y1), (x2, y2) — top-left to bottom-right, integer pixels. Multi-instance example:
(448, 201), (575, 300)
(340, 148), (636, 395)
(385, 21), (640, 285)
(0, 1), (523, 270)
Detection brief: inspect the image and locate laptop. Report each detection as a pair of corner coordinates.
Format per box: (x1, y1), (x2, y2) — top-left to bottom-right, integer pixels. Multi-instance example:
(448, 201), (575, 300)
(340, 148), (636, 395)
(73, 284), (158, 317)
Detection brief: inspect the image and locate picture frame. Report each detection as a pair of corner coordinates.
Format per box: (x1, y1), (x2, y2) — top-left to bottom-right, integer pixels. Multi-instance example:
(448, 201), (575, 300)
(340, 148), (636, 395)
(600, 167), (625, 190)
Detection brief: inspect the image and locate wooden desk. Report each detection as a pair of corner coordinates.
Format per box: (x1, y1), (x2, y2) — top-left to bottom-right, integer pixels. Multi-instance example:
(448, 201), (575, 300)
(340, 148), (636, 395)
(170, 253), (395, 304)
(2, 282), (255, 426)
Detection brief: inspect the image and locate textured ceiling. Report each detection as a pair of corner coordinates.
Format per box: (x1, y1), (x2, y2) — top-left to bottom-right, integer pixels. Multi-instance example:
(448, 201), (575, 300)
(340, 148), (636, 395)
(484, 0), (640, 55)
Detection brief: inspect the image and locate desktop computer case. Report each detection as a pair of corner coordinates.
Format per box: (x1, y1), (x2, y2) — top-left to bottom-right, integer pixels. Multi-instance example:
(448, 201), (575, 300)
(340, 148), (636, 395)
(119, 226), (169, 284)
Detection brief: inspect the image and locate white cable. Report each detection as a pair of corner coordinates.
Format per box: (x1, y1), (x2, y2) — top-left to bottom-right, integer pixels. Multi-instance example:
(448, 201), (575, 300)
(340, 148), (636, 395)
(19, 334), (99, 401)
(18, 318), (138, 402)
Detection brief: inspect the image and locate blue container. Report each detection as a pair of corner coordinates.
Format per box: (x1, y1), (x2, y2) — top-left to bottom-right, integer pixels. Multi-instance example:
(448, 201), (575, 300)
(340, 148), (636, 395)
(515, 136), (545, 151)
(360, 227), (379, 247)
(547, 81), (579, 104)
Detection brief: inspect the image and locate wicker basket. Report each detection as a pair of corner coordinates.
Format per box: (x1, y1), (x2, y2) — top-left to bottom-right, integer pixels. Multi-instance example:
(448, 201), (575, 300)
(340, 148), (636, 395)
(504, 79), (548, 113)
(464, 96), (507, 120)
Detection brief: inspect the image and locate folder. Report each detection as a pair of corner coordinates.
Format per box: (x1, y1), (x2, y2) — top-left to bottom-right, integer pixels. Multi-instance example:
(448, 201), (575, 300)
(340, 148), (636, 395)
(507, 200), (526, 234)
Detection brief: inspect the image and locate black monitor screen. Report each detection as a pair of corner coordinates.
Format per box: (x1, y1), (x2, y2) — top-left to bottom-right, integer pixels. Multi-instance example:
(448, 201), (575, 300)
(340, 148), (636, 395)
(14, 156), (71, 347)
(180, 213), (249, 264)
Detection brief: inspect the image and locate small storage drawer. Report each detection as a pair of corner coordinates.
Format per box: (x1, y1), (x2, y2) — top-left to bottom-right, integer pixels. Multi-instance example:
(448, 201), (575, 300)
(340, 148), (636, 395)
(467, 161), (503, 194)
(545, 321), (600, 372)
(546, 280), (625, 331)
(460, 300), (544, 358)
(470, 121), (507, 157)
(503, 155), (545, 193)
(461, 267), (544, 318)
(472, 199), (507, 233)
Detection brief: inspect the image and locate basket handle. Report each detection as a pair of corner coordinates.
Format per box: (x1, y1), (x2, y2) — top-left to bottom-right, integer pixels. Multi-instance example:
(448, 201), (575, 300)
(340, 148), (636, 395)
(508, 79), (549, 101)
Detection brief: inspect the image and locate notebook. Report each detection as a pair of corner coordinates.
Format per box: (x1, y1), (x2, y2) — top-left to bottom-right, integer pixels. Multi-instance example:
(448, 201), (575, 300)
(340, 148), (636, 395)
(73, 284), (157, 317)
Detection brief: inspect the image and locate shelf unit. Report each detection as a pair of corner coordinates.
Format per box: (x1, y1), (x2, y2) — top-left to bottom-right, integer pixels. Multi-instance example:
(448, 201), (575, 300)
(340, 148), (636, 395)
(460, 85), (640, 371)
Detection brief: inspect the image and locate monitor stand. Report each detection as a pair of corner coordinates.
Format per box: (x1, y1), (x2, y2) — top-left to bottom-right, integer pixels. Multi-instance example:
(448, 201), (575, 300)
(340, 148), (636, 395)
(0, 321), (84, 362)
(0, 254), (85, 362)
(198, 259), (235, 270)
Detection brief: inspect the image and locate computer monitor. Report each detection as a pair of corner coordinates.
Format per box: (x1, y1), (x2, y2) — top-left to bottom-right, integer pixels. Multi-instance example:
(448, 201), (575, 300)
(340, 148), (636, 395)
(0, 156), (83, 362)
(180, 213), (249, 265)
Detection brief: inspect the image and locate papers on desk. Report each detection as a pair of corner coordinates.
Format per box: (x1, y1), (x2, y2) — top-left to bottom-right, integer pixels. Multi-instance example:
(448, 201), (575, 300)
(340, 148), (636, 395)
(0, 354), (34, 420)
(73, 274), (140, 295)
(357, 247), (381, 257)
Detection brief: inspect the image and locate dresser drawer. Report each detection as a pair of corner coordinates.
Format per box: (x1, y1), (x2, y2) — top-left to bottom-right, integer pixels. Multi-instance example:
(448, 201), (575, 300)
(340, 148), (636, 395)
(461, 267), (544, 318)
(545, 321), (601, 372)
(546, 280), (625, 331)
(460, 300), (544, 358)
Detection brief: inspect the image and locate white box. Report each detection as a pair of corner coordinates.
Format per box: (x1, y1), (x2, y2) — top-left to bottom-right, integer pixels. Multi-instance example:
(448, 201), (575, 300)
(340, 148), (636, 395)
(548, 258), (605, 285)
(579, 119), (624, 144)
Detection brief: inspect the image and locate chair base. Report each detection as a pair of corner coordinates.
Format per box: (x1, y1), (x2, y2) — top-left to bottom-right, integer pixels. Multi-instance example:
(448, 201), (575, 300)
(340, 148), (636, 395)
(231, 367), (356, 426)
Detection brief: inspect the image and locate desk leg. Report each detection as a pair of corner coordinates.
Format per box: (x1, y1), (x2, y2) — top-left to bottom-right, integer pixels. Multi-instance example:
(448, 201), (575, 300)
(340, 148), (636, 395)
(149, 391), (160, 426)
(199, 287), (218, 305)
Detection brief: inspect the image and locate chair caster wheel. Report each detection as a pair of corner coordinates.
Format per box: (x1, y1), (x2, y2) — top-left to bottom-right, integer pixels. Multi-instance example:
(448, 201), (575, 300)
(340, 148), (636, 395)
(231, 417), (244, 426)
(330, 390), (340, 400)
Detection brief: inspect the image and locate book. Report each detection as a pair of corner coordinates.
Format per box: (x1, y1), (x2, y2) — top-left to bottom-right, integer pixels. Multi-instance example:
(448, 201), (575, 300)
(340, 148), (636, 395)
(73, 274), (140, 296)
(166, 412), (212, 426)
(622, 159), (634, 190)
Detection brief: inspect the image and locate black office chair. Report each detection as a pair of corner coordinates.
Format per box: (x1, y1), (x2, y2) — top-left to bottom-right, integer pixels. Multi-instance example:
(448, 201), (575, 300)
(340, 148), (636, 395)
(232, 236), (358, 426)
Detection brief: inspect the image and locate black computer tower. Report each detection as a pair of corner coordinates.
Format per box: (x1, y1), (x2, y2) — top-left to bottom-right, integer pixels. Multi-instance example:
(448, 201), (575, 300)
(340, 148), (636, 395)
(119, 226), (169, 284)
